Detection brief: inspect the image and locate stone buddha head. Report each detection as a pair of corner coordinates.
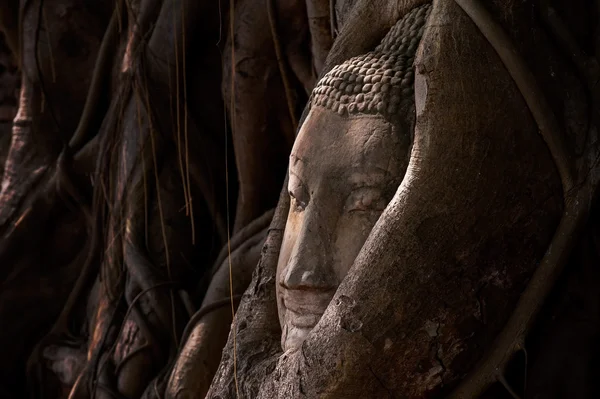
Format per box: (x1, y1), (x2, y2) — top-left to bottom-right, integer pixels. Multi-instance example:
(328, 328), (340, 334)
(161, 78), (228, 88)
(275, 5), (430, 351)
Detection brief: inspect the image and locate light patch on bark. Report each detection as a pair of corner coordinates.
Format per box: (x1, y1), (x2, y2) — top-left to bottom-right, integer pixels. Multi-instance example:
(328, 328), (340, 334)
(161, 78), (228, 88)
(424, 319), (439, 337)
(384, 338), (393, 351)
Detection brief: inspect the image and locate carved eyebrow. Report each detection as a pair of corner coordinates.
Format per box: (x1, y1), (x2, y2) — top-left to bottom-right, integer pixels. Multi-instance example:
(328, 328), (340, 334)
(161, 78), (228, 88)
(289, 154), (309, 181)
(348, 170), (388, 187)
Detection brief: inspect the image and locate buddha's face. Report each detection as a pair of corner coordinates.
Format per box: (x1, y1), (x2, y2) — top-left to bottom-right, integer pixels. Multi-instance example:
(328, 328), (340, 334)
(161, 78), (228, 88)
(276, 106), (409, 351)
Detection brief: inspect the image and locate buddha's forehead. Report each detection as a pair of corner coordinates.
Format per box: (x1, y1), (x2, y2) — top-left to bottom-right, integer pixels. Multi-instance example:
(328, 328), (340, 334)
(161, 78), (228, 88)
(291, 108), (399, 177)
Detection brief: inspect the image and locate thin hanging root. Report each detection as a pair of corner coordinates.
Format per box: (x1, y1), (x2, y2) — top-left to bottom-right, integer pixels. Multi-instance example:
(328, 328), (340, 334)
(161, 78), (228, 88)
(142, 143), (149, 248)
(329, 0), (338, 39)
(172, 0), (190, 218)
(116, 0), (123, 33)
(140, 78), (179, 347)
(180, 0), (195, 245)
(497, 375), (522, 399)
(450, 1), (599, 397)
(228, 0), (240, 396)
(493, 343), (528, 399)
(267, 0), (298, 136)
(518, 343), (528, 393)
(13, 207), (31, 227)
(41, 7), (56, 83)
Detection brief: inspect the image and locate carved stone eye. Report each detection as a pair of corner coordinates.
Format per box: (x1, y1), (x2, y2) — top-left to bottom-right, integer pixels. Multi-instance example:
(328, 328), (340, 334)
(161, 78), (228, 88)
(346, 187), (386, 213)
(288, 173), (309, 212)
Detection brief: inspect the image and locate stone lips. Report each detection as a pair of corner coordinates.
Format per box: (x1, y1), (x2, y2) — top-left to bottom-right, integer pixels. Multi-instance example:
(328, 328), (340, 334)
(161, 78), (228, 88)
(311, 4), (431, 121)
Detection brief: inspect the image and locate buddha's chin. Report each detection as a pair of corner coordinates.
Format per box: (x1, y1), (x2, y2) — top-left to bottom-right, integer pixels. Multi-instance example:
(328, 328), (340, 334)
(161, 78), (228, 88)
(279, 294), (329, 351)
(281, 323), (312, 352)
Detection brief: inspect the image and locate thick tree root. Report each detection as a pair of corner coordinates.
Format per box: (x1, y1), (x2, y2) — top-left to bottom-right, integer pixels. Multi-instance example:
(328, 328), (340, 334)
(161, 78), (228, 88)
(21, 145), (101, 396)
(450, 1), (600, 397)
(210, 209), (275, 279)
(179, 295), (243, 345)
(0, 128), (98, 262)
(68, 7), (120, 153)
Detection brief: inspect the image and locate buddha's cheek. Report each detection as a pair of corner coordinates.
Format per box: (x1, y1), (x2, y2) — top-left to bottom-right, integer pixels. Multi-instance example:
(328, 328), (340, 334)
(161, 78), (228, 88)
(333, 213), (382, 279)
(276, 212), (303, 327)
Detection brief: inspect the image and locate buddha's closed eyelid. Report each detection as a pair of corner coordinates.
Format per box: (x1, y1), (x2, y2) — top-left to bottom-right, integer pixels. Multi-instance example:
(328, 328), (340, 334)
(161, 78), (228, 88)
(345, 186), (387, 213)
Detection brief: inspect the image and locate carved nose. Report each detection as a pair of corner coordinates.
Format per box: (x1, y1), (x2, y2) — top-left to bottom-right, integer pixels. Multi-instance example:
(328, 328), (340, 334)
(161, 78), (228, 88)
(282, 264), (336, 291)
(281, 219), (337, 291)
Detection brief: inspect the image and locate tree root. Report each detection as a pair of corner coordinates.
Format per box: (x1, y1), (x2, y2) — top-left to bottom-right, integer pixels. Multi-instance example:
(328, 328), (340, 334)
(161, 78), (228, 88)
(123, 281), (171, 361)
(124, 235), (178, 340)
(68, 6), (120, 153)
(210, 208), (275, 278)
(186, 149), (228, 246)
(267, 0), (298, 136)
(25, 241), (96, 398)
(450, 1), (600, 397)
(0, 129), (99, 260)
(329, 0), (338, 39)
(179, 295), (243, 346)
(22, 144), (102, 396)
